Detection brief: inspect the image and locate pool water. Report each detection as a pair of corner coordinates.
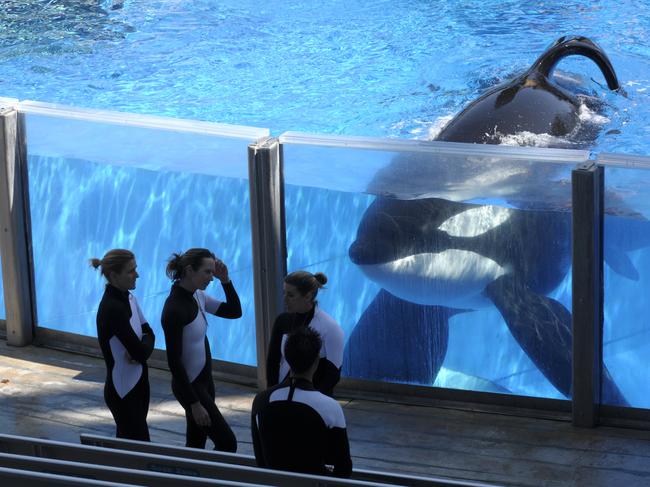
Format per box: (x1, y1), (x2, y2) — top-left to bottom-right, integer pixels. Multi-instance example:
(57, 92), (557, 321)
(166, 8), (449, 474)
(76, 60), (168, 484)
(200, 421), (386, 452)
(2, 0), (650, 406)
(1, 0), (649, 150)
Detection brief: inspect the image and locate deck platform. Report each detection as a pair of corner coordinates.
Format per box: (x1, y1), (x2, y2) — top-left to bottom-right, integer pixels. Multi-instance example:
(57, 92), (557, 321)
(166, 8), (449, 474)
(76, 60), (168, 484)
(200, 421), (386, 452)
(0, 340), (649, 486)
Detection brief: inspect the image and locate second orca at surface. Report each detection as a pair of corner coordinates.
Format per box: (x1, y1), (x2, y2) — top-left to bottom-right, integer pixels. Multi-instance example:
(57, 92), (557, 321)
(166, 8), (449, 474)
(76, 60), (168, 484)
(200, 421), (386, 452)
(343, 36), (632, 404)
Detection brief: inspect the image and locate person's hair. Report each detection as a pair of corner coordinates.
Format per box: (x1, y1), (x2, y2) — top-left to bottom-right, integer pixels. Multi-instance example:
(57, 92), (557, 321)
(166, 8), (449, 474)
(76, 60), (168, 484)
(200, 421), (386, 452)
(166, 248), (215, 281)
(284, 270), (327, 301)
(89, 249), (135, 279)
(284, 327), (322, 375)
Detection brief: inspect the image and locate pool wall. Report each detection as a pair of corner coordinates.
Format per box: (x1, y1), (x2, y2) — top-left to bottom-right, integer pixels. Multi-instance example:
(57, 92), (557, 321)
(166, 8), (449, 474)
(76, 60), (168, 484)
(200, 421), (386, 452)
(1, 99), (649, 424)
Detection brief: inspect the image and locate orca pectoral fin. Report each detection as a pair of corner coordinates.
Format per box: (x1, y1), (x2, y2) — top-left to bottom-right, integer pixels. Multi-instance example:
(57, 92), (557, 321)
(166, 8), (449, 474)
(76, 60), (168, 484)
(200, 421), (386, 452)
(342, 289), (452, 385)
(486, 276), (629, 405)
(605, 251), (640, 281)
(485, 275), (573, 397)
(602, 366), (629, 407)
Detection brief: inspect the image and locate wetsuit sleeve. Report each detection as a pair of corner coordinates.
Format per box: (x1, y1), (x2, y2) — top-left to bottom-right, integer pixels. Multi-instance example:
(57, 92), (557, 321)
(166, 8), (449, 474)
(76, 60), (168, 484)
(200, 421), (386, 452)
(110, 307), (154, 364)
(327, 427), (353, 478)
(313, 358), (341, 397)
(162, 309), (199, 405)
(266, 315), (284, 387)
(214, 281), (243, 319)
(135, 299), (156, 351)
(313, 322), (344, 395)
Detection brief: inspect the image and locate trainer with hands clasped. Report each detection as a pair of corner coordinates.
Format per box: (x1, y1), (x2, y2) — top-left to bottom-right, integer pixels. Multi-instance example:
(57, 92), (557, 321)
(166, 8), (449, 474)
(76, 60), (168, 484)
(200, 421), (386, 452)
(267, 271), (345, 396)
(162, 248), (242, 452)
(92, 249), (155, 441)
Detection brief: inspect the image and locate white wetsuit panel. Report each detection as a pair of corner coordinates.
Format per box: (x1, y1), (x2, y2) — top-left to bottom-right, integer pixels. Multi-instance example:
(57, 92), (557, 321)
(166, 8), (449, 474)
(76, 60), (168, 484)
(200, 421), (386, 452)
(182, 290), (222, 382)
(269, 386), (346, 428)
(278, 307), (345, 383)
(109, 295), (146, 398)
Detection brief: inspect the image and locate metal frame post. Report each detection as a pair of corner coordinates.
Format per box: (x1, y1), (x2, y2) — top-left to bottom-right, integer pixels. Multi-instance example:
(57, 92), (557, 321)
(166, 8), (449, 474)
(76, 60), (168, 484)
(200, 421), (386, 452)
(571, 162), (604, 427)
(248, 138), (286, 389)
(0, 108), (35, 346)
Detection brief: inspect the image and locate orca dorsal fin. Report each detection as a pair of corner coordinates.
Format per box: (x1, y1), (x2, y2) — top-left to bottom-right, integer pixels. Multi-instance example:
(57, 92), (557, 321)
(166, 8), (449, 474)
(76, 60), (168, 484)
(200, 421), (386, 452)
(528, 36), (620, 91)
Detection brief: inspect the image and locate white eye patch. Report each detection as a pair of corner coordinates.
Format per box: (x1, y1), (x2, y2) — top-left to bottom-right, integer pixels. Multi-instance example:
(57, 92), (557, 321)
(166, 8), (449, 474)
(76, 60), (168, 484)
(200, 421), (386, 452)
(438, 206), (512, 238)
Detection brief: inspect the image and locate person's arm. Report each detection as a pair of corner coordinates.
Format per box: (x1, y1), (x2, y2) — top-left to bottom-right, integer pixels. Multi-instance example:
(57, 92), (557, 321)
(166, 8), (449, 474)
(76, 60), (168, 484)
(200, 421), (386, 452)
(313, 359), (341, 397)
(161, 309), (199, 405)
(265, 315), (285, 387)
(313, 319), (345, 394)
(136, 300), (156, 355)
(110, 307), (154, 364)
(213, 281), (242, 318)
(327, 426), (353, 478)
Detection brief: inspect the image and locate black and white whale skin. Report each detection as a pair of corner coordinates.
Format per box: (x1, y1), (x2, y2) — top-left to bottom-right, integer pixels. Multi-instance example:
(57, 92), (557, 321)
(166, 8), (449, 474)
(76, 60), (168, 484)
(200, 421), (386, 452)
(436, 35), (620, 144)
(343, 36), (629, 404)
(345, 197), (628, 404)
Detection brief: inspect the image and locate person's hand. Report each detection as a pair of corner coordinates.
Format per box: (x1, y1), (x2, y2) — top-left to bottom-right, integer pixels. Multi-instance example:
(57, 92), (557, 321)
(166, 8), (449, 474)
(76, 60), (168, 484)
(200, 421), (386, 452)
(191, 402), (211, 428)
(213, 259), (230, 284)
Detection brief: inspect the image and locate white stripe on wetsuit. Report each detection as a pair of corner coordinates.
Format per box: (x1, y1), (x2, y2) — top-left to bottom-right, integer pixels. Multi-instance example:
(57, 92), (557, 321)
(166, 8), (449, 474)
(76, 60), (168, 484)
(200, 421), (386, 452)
(109, 295), (147, 398)
(181, 289), (223, 382)
(278, 307), (344, 384)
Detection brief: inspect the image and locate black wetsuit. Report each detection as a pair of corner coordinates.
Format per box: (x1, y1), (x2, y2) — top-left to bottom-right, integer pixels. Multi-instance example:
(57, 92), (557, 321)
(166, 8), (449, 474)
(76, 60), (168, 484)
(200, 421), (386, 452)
(267, 306), (344, 396)
(96, 284), (155, 441)
(251, 377), (353, 477)
(161, 281), (241, 452)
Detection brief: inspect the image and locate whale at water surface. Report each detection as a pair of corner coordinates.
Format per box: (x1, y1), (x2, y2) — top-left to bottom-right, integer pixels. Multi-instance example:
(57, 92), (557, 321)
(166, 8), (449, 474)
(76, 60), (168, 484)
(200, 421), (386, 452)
(436, 35), (620, 144)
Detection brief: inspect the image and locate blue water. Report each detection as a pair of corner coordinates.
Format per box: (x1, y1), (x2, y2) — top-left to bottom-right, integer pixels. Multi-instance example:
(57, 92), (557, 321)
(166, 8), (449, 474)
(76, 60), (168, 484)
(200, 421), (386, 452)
(1, 1), (649, 151)
(2, 0), (650, 405)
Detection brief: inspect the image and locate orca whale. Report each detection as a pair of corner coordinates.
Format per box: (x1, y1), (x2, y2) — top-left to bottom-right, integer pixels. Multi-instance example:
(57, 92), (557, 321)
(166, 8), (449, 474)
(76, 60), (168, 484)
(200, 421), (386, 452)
(436, 36), (620, 144)
(345, 197), (628, 404)
(343, 36), (630, 404)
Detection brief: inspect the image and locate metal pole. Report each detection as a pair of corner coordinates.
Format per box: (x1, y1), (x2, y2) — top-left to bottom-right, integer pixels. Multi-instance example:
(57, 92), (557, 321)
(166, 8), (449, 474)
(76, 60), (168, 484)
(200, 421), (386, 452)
(248, 138), (286, 389)
(0, 109), (35, 346)
(571, 162), (604, 427)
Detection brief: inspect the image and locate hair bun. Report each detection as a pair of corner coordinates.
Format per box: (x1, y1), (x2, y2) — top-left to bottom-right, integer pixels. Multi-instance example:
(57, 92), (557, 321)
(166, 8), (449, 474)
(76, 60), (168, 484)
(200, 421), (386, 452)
(313, 272), (328, 286)
(89, 257), (102, 269)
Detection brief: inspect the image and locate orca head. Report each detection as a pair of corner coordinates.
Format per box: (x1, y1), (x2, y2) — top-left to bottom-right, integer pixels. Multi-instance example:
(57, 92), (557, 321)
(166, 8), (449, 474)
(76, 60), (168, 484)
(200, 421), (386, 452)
(349, 198), (514, 308)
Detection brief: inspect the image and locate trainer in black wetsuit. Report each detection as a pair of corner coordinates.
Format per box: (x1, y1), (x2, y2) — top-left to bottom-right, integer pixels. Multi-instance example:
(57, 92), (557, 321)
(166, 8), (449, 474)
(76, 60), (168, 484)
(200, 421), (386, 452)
(253, 327), (352, 477)
(266, 271), (344, 396)
(93, 250), (155, 441)
(161, 249), (242, 452)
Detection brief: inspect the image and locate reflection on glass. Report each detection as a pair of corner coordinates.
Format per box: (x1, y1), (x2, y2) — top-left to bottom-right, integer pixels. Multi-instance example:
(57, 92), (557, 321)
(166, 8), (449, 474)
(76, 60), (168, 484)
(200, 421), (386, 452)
(603, 166), (650, 408)
(28, 155), (256, 365)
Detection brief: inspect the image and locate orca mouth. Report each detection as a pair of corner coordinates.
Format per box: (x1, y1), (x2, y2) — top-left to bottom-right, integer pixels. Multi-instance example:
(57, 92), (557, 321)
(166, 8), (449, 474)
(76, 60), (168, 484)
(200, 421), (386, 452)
(349, 239), (385, 266)
(348, 238), (415, 266)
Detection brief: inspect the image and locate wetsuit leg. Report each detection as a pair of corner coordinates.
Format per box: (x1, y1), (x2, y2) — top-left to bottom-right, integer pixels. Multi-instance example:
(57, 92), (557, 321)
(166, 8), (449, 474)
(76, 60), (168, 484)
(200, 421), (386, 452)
(104, 373), (150, 441)
(189, 376), (237, 452)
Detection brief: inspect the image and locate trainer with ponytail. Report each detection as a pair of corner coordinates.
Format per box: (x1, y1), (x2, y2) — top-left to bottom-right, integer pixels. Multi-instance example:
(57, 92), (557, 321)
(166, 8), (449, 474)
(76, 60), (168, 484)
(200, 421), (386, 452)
(161, 248), (241, 452)
(266, 270), (345, 396)
(91, 249), (155, 441)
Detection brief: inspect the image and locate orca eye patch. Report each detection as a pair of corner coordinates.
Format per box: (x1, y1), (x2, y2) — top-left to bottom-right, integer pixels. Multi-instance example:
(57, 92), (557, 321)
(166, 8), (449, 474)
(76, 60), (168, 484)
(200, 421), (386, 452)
(438, 206), (512, 238)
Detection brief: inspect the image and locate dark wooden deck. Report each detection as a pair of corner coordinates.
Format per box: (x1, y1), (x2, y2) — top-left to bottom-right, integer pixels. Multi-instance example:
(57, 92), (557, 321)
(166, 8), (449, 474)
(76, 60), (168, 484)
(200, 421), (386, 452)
(0, 340), (649, 486)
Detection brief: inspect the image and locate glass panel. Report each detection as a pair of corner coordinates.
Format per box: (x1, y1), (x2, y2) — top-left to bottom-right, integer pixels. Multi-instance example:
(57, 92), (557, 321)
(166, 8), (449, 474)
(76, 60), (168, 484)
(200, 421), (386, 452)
(281, 132), (587, 400)
(0, 100), (17, 320)
(23, 102), (268, 366)
(601, 153), (650, 408)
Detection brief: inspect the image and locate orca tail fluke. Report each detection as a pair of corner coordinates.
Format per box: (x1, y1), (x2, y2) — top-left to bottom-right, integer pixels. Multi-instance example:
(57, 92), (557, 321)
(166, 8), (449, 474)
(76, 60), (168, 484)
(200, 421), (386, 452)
(530, 36), (620, 91)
